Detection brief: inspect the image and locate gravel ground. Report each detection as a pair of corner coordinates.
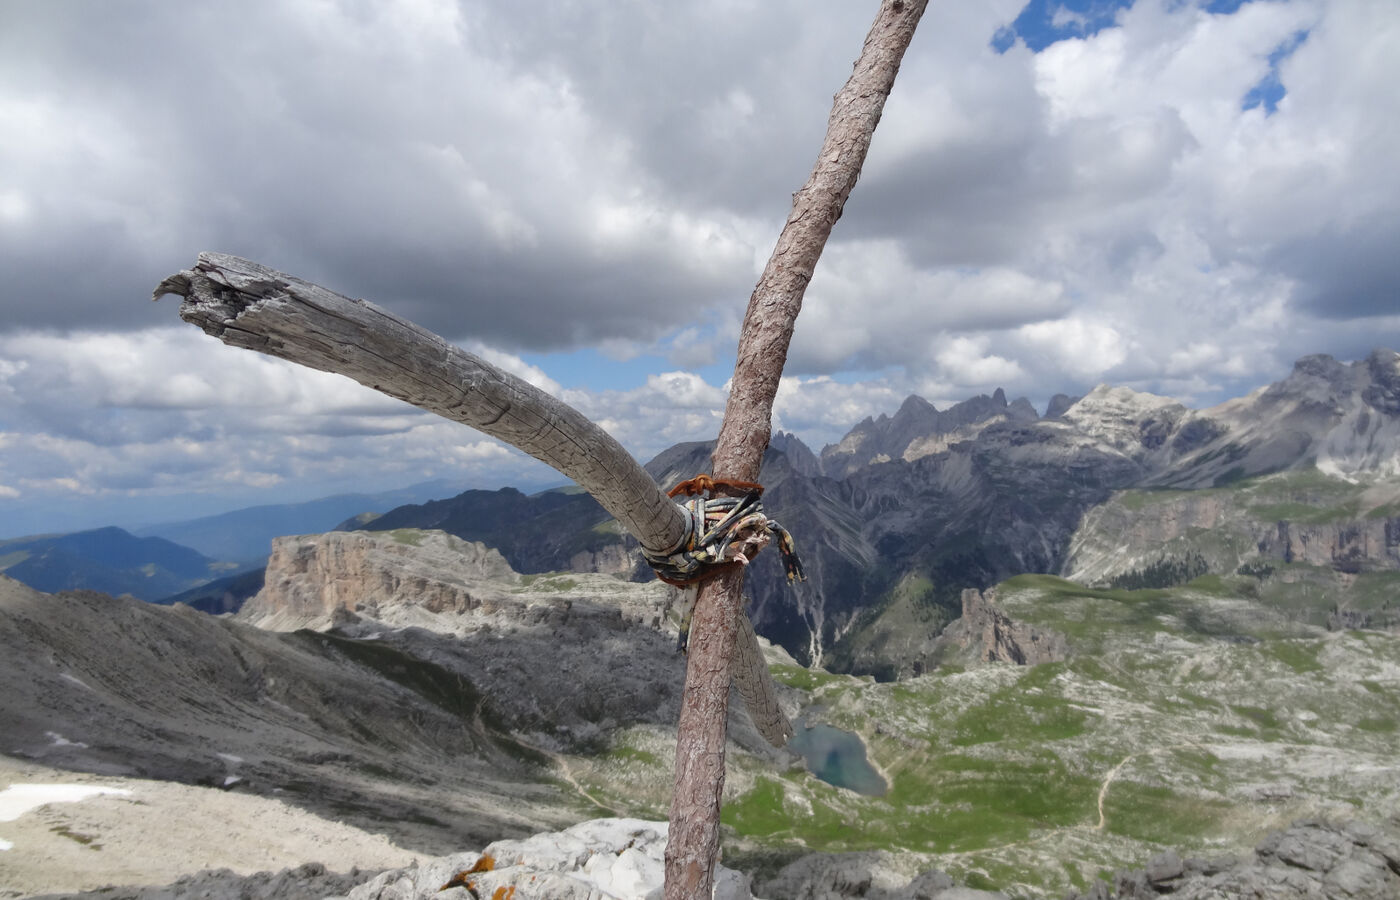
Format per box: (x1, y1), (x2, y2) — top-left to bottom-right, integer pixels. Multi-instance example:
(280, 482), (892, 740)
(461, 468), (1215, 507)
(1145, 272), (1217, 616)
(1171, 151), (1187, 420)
(0, 756), (417, 899)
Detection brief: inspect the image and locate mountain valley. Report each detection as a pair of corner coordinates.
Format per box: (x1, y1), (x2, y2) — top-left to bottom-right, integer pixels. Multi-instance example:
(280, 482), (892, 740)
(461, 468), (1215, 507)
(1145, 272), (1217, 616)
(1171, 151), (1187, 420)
(4, 525), (1397, 898)
(348, 350), (1400, 678)
(4, 351), (1400, 898)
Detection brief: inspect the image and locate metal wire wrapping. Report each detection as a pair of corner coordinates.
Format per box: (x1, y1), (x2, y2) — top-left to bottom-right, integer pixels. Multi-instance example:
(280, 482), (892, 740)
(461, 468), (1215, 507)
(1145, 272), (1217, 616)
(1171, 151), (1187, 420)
(642, 474), (806, 588)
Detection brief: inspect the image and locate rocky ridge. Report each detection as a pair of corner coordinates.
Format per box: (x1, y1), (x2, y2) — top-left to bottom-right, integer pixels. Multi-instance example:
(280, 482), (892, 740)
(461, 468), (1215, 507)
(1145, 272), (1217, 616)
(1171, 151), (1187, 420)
(242, 529), (668, 635)
(820, 390), (1039, 479)
(0, 529), (793, 865)
(357, 351), (1400, 672)
(8, 528), (1400, 897)
(934, 587), (1069, 668)
(1066, 817), (1400, 900)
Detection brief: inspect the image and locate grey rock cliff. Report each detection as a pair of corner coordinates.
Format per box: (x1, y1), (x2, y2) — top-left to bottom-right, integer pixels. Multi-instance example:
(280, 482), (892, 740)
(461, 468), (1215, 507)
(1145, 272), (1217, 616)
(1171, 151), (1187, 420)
(934, 588), (1069, 667)
(756, 850), (1006, 899)
(241, 529), (667, 635)
(1066, 817), (1400, 899)
(344, 352), (1400, 675)
(239, 529), (794, 755)
(820, 390), (1038, 479)
(1261, 517), (1400, 572)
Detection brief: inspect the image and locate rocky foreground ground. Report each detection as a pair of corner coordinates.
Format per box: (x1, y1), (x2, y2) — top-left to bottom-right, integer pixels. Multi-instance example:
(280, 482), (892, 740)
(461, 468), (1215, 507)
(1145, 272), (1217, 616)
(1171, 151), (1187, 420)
(6, 746), (1397, 900)
(6, 513), (1400, 898)
(0, 757), (413, 899)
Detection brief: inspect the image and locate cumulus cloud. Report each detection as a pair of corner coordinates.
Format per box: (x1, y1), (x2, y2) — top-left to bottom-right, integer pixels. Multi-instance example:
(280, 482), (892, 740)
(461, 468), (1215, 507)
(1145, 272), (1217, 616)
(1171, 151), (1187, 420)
(0, 328), (552, 517)
(2, 0), (1399, 533)
(773, 376), (905, 445)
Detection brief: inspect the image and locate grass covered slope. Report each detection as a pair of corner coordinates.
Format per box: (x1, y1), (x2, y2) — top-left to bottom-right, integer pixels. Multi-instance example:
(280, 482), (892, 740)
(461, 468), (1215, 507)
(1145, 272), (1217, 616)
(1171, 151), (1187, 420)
(562, 575), (1400, 899)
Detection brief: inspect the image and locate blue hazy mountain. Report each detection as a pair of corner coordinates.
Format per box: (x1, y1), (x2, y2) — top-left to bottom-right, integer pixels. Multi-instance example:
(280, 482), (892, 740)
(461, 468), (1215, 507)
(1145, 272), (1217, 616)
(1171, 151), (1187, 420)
(134, 479), (473, 564)
(0, 527), (225, 601)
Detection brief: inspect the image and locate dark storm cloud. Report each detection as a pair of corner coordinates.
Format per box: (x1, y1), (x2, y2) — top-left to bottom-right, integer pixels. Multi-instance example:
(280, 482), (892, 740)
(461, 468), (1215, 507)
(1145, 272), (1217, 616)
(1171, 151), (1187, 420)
(5, 0), (1400, 535)
(461, 0), (877, 216)
(0, 0), (792, 345)
(1270, 216), (1400, 321)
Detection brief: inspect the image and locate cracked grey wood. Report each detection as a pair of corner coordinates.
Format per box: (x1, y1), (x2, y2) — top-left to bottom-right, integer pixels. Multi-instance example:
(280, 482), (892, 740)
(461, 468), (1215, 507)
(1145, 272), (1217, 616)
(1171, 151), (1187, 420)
(153, 251), (792, 748)
(155, 252), (686, 559)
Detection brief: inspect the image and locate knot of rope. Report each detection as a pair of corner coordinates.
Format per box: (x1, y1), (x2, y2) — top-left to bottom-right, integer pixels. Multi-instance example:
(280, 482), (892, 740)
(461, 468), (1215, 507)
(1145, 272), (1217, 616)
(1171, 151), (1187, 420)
(643, 474), (806, 588)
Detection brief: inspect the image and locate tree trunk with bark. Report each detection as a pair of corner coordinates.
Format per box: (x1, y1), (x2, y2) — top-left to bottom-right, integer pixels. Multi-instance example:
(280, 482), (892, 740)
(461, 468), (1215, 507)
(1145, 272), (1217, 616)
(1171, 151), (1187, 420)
(664, 2), (927, 896)
(154, 252), (796, 748)
(154, 2), (927, 897)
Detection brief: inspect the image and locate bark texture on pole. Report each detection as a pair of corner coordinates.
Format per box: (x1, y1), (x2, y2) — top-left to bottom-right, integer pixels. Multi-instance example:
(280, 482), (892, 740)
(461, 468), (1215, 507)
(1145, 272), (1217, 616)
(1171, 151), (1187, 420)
(663, 2), (928, 897)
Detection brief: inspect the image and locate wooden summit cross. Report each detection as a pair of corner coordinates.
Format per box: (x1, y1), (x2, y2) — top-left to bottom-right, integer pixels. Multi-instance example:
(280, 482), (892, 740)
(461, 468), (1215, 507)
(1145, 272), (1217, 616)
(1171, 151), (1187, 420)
(154, 3), (926, 896)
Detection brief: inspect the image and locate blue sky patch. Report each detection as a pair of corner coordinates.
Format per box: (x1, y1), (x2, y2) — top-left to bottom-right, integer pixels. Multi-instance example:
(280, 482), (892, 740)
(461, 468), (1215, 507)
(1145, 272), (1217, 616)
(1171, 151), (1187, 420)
(994, 1), (1268, 53)
(993, 0), (1136, 53)
(1243, 29), (1309, 114)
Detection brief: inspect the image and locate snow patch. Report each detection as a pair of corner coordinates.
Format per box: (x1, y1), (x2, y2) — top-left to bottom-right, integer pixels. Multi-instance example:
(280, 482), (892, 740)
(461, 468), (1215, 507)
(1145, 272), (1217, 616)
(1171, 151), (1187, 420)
(0, 784), (132, 822)
(59, 673), (92, 690)
(45, 731), (88, 749)
(217, 753), (244, 764)
(0, 837), (12, 851)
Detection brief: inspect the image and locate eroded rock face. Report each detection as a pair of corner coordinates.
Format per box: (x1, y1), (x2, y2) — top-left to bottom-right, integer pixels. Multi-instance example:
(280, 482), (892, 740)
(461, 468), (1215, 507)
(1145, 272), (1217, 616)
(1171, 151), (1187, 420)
(935, 588), (1069, 666)
(1363, 348), (1400, 415)
(240, 530), (668, 636)
(1067, 817), (1400, 900)
(1262, 518), (1400, 572)
(233, 530), (717, 754)
(242, 530), (518, 629)
(352, 352), (1400, 672)
(755, 850), (1007, 900)
(334, 818), (755, 900)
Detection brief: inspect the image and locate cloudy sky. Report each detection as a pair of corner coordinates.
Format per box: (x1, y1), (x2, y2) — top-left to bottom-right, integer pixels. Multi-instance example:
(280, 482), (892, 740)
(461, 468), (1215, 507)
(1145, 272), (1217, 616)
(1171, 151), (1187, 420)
(2, 0), (1398, 537)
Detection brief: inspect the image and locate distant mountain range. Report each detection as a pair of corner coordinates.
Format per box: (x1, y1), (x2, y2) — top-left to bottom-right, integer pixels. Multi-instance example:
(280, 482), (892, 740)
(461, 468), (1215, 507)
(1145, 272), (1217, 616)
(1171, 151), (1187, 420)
(7, 350), (1400, 668)
(134, 479), (471, 563)
(353, 349), (1400, 674)
(0, 481), (470, 602)
(0, 527), (230, 602)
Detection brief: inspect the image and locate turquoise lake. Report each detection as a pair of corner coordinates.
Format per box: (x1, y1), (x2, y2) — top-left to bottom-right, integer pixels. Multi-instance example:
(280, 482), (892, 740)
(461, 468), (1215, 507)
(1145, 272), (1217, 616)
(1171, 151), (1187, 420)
(787, 722), (887, 796)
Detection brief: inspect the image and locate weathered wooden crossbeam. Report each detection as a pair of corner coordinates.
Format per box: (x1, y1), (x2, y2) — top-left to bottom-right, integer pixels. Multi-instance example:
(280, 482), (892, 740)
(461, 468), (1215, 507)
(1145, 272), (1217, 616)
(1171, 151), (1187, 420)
(159, 1), (926, 894)
(155, 252), (688, 557)
(153, 252), (793, 748)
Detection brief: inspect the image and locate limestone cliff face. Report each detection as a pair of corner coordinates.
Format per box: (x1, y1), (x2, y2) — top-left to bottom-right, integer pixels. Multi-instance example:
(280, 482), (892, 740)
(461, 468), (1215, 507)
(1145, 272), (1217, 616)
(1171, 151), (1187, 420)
(1261, 518), (1400, 572)
(241, 531), (517, 630)
(937, 588), (1068, 667)
(1065, 475), (1400, 586)
(233, 529), (795, 756)
(240, 529), (669, 636)
(1065, 492), (1250, 585)
(567, 542), (638, 578)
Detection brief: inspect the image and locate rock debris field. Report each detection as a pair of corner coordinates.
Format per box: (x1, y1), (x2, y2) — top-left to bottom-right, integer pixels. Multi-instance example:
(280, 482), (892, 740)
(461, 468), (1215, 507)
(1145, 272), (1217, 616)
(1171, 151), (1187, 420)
(0, 756), (415, 899)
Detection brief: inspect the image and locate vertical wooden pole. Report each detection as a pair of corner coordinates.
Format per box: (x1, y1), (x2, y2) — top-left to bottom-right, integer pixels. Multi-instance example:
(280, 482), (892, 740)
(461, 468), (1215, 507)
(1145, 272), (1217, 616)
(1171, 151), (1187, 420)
(663, 2), (929, 897)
